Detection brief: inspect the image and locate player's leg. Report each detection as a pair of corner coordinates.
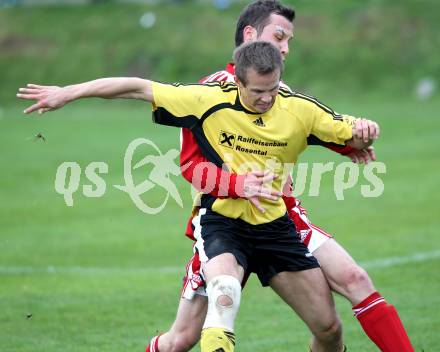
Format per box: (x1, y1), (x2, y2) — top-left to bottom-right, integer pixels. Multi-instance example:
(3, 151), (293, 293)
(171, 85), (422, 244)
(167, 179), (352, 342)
(252, 213), (344, 351)
(290, 200), (414, 351)
(194, 209), (247, 352)
(313, 238), (375, 304)
(270, 269), (344, 352)
(200, 253), (244, 352)
(314, 239), (414, 352)
(146, 295), (207, 352)
(289, 199), (373, 302)
(146, 252), (208, 352)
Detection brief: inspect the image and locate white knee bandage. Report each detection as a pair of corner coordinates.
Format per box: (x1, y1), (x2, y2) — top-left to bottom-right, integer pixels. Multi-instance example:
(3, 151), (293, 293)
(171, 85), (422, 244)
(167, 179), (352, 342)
(203, 275), (241, 331)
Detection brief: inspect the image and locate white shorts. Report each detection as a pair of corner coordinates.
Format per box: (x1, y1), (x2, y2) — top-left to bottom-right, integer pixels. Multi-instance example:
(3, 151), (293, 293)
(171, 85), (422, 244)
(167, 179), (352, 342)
(288, 200), (333, 253)
(181, 250), (207, 300)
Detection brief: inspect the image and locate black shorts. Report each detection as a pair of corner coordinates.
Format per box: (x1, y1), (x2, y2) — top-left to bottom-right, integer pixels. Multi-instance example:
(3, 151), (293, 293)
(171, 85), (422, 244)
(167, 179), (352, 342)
(194, 208), (320, 286)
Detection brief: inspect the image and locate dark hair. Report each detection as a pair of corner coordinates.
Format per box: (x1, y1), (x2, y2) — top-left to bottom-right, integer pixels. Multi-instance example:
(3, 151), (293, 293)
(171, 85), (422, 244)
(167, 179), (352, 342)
(235, 0), (295, 47)
(233, 41), (284, 86)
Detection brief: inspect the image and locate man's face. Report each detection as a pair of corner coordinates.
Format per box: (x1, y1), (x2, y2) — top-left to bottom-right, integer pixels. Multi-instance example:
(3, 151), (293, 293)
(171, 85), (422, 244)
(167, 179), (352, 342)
(236, 67), (281, 114)
(244, 13), (294, 60)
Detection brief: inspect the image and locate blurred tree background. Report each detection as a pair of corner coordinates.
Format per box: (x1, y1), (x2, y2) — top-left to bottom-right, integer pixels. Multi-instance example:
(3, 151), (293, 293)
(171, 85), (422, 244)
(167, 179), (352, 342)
(1, 0), (439, 103)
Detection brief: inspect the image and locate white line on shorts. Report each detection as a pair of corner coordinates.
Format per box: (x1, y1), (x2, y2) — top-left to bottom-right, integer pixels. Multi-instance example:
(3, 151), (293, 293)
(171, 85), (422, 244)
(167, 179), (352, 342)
(1, 250), (439, 275)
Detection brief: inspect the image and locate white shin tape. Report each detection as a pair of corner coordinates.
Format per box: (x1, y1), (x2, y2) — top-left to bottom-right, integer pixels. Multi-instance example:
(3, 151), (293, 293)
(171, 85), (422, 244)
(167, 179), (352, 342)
(203, 275), (241, 331)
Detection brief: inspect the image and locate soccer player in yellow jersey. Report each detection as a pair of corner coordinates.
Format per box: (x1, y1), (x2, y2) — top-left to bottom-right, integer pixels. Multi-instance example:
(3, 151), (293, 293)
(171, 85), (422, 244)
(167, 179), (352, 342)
(19, 2), (415, 351)
(146, 2), (413, 352)
(18, 41), (379, 352)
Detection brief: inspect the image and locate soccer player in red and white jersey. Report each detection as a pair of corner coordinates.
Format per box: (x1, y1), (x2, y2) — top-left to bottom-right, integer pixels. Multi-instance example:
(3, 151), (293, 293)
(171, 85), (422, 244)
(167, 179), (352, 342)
(146, 1), (414, 351)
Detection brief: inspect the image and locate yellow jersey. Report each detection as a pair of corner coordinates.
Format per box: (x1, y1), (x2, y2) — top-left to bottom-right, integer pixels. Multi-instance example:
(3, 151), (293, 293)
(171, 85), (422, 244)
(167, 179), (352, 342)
(152, 81), (354, 225)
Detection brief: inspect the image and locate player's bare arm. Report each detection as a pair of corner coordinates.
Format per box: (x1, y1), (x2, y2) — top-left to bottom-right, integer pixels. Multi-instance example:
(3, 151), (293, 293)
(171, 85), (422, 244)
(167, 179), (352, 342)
(18, 78), (284, 212)
(17, 77), (153, 114)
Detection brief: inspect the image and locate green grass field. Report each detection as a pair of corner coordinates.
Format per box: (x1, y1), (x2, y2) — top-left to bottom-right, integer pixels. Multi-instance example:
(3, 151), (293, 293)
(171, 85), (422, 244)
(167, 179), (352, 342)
(1, 1), (440, 351)
(1, 94), (439, 351)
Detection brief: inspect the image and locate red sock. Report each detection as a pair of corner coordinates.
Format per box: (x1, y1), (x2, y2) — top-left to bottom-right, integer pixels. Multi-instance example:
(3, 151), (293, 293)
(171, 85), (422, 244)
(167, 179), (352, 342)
(353, 292), (414, 352)
(145, 335), (160, 352)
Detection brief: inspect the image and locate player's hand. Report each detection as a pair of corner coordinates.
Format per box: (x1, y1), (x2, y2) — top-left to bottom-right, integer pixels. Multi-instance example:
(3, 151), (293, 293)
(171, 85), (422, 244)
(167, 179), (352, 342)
(237, 170), (282, 213)
(281, 174), (294, 197)
(352, 118), (380, 143)
(17, 84), (68, 114)
(346, 146), (376, 164)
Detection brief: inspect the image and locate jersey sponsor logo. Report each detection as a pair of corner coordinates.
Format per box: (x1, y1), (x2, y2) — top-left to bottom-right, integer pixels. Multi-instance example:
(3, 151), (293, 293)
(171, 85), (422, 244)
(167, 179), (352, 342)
(237, 135), (287, 147)
(219, 131), (236, 148)
(235, 145), (268, 156)
(252, 116), (266, 127)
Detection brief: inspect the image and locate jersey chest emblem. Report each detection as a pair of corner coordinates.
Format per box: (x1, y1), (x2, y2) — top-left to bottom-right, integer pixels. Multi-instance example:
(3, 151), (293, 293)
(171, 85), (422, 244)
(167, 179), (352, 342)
(252, 116), (266, 127)
(218, 130), (236, 148)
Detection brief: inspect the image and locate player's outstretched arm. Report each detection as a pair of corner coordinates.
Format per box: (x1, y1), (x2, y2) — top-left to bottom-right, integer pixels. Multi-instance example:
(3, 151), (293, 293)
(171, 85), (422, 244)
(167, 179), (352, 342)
(17, 78), (153, 114)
